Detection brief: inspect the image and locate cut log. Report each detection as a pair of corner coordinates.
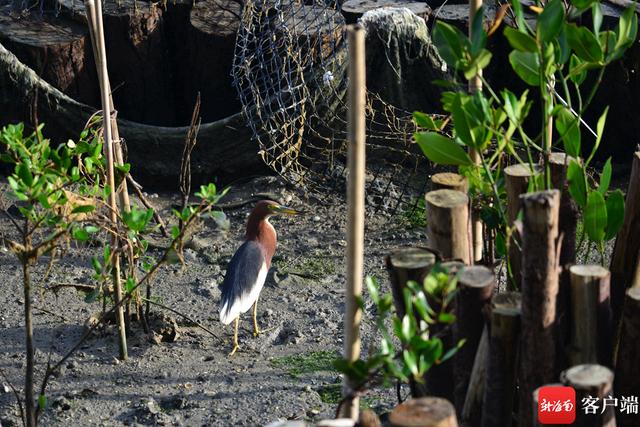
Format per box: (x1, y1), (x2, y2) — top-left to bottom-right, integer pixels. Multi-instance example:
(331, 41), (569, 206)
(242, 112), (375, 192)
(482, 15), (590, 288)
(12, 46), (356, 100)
(561, 364), (616, 427)
(481, 292), (522, 427)
(178, 0), (242, 123)
(341, 0), (431, 24)
(610, 152), (640, 338)
(504, 163), (540, 289)
(0, 7), (99, 107)
(453, 266), (494, 414)
(58, 0), (174, 125)
(615, 287), (640, 427)
(425, 189), (472, 264)
(0, 41), (267, 187)
(431, 173), (468, 193)
(569, 265), (612, 367)
(389, 397), (458, 427)
(518, 190), (561, 427)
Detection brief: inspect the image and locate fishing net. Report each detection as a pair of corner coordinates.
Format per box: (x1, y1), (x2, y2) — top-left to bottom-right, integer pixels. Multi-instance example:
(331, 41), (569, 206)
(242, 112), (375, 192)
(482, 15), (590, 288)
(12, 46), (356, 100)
(232, 2), (448, 215)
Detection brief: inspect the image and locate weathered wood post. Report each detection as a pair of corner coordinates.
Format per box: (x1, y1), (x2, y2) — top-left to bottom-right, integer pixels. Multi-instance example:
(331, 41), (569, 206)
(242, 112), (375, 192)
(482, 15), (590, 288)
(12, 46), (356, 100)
(481, 292), (522, 427)
(610, 152), (640, 336)
(615, 287), (640, 427)
(342, 23), (366, 421)
(454, 266), (494, 414)
(504, 163), (540, 288)
(431, 172), (469, 193)
(561, 364), (616, 427)
(569, 265), (612, 367)
(389, 397), (459, 427)
(518, 190), (561, 427)
(386, 247), (438, 319)
(425, 189), (472, 264)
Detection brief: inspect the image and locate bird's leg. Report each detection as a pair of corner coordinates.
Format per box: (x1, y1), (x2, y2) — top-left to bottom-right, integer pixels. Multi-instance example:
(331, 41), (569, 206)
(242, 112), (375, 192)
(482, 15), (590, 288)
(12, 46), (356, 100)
(252, 299), (261, 337)
(229, 317), (240, 356)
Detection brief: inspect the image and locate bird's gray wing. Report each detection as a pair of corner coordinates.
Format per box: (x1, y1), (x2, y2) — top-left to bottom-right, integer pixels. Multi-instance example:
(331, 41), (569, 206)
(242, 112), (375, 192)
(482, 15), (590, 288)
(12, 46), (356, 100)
(219, 240), (266, 324)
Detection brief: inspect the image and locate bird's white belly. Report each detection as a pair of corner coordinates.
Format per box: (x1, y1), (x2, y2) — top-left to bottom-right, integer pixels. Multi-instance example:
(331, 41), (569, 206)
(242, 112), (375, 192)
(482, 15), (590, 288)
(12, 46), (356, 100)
(219, 262), (268, 324)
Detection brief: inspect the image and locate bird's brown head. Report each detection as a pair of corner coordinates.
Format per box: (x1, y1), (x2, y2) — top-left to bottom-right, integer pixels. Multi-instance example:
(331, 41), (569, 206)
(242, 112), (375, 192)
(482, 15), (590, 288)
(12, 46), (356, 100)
(245, 200), (299, 241)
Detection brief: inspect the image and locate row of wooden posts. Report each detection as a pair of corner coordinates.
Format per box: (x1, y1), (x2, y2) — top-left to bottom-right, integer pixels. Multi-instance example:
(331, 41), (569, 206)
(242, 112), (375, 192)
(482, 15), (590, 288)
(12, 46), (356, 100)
(380, 148), (640, 427)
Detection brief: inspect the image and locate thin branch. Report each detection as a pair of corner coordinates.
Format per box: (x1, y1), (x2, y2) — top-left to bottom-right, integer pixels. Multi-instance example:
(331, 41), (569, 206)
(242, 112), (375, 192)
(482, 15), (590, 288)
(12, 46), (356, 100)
(141, 298), (222, 342)
(0, 366), (26, 427)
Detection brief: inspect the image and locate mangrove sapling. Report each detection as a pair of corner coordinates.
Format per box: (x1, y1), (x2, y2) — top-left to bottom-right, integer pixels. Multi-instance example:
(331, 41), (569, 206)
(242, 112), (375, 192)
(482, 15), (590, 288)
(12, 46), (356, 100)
(334, 267), (465, 413)
(414, 0), (636, 273)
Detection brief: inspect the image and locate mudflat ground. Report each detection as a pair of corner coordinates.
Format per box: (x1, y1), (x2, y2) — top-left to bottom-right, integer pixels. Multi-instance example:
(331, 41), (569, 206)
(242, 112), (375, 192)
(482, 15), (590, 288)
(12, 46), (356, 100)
(0, 175), (426, 426)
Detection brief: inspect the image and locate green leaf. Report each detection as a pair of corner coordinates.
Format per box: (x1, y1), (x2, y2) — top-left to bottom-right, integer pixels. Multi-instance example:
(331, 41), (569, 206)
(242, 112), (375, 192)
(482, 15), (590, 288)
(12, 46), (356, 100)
(569, 54), (587, 85)
(567, 160), (588, 208)
(402, 350), (419, 377)
(415, 132), (472, 166)
(464, 49), (493, 80)
(504, 26), (537, 52)
(438, 312), (456, 324)
(585, 190), (607, 243)
(125, 277), (136, 294)
(537, 0), (565, 43)
(604, 189), (625, 240)
(71, 205), (95, 214)
(555, 107), (581, 158)
(366, 276), (380, 305)
(84, 288), (100, 303)
(413, 112), (437, 130)
(615, 5), (638, 53)
(470, 6), (486, 56)
(565, 24), (603, 63)
(433, 21), (467, 70)
(599, 158), (612, 195)
(592, 2), (603, 34)
(587, 107), (609, 166)
(571, 0), (596, 11)
(72, 227), (89, 242)
(509, 51), (540, 86)
(38, 394), (47, 411)
(17, 163), (33, 187)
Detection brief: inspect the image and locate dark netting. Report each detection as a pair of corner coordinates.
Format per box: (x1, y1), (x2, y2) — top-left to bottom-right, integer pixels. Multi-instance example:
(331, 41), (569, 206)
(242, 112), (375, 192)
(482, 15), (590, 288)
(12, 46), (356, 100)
(232, 1), (443, 216)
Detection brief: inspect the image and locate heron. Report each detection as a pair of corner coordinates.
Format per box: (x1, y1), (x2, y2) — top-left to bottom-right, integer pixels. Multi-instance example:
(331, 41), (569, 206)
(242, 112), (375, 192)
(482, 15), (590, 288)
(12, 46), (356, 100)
(219, 200), (299, 355)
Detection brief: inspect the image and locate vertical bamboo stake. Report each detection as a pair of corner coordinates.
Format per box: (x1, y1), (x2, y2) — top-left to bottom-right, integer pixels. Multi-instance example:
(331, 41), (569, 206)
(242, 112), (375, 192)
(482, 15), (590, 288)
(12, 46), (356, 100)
(561, 364), (616, 427)
(481, 292), (522, 427)
(615, 287), (640, 427)
(569, 265), (612, 367)
(518, 190), (560, 427)
(425, 189), (472, 264)
(342, 23), (366, 421)
(87, 0), (128, 360)
(454, 265), (494, 414)
(469, 0), (483, 263)
(610, 152), (640, 336)
(389, 398), (459, 427)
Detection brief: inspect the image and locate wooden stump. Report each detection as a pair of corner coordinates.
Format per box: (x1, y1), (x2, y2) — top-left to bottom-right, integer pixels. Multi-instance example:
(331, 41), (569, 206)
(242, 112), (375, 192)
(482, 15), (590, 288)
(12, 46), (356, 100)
(569, 265), (612, 367)
(59, 0), (173, 125)
(431, 173), (468, 193)
(615, 287), (640, 427)
(518, 190), (561, 427)
(0, 7), (99, 107)
(425, 189), (471, 264)
(389, 397), (458, 427)
(453, 266), (494, 414)
(610, 152), (640, 337)
(341, 0), (431, 24)
(386, 247), (438, 319)
(561, 364), (616, 427)
(504, 163), (540, 289)
(179, 0), (242, 123)
(481, 292), (522, 427)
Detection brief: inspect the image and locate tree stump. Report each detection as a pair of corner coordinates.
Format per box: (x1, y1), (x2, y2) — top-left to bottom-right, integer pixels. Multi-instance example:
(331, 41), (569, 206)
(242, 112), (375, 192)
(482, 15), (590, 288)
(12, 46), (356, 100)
(425, 189), (471, 264)
(431, 172), (468, 193)
(0, 7), (99, 107)
(58, 0), (173, 125)
(518, 190), (561, 427)
(615, 287), (640, 427)
(481, 292), (522, 427)
(389, 397), (458, 427)
(569, 265), (612, 367)
(178, 0), (242, 123)
(561, 364), (616, 427)
(341, 0), (431, 24)
(386, 247), (438, 319)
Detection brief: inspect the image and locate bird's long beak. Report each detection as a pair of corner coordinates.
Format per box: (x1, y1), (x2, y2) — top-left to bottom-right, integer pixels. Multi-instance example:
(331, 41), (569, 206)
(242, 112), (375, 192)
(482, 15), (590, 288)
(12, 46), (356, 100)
(272, 204), (300, 215)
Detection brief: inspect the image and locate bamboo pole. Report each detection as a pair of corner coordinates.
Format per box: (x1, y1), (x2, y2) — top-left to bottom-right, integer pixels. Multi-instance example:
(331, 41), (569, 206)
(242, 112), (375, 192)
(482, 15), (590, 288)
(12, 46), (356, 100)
(85, 0), (128, 361)
(504, 163), (540, 288)
(481, 292), (522, 427)
(518, 190), (561, 427)
(469, 0), (483, 263)
(385, 247), (437, 319)
(454, 265), (494, 414)
(342, 24), (366, 421)
(389, 398), (458, 427)
(615, 287), (640, 427)
(425, 189), (472, 264)
(569, 265), (612, 367)
(610, 152), (640, 337)
(431, 173), (469, 193)
(561, 364), (616, 427)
